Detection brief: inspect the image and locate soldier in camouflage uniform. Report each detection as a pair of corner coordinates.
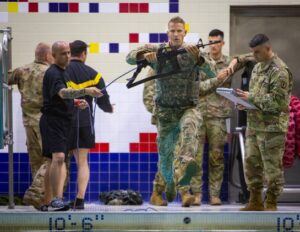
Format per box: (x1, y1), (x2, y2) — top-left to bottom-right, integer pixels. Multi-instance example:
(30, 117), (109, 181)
(8, 43), (53, 208)
(191, 29), (232, 206)
(131, 17), (229, 207)
(228, 34), (293, 211)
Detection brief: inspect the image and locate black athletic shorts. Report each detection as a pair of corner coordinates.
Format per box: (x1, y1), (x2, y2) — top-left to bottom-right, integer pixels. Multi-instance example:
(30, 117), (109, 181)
(40, 114), (71, 159)
(68, 125), (95, 150)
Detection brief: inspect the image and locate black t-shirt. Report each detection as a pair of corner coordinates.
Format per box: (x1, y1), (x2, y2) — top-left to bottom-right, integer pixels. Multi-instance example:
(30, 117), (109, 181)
(41, 64), (74, 121)
(66, 60), (112, 127)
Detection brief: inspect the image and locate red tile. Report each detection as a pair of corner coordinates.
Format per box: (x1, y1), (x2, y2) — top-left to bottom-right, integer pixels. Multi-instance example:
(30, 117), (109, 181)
(149, 143), (158, 152)
(149, 133), (157, 142)
(100, 143), (109, 153)
(140, 143), (149, 152)
(19, 0), (28, 2)
(119, 3), (129, 13)
(129, 33), (139, 43)
(139, 3), (149, 13)
(90, 143), (100, 152)
(129, 3), (138, 13)
(69, 3), (79, 13)
(139, 133), (149, 142)
(130, 143), (139, 153)
(28, 3), (38, 13)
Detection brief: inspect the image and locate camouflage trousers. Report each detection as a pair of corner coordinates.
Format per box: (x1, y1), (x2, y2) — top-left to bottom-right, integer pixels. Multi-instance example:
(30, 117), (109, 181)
(23, 126), (46, 207)
(155, 106), (202, 191)
(25, 126), (44, 177)
(245, 129), (285, 196)
(190, 117), (227, 197)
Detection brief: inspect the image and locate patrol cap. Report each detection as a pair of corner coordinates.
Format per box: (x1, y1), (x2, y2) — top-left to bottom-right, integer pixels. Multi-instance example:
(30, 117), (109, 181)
(70, 40), (89, 56)
(249, 34), (270, 48)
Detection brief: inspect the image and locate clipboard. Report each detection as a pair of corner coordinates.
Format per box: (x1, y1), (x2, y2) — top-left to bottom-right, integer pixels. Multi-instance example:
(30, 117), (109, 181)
(216, 88), (257, 110)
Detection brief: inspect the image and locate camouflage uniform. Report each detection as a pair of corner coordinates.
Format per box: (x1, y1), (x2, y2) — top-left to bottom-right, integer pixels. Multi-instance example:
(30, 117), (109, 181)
(191, 54), (232, 197)
(9, 61), (49, 207)
(128, 43), (221, 192)
(239, 54), (292, 197)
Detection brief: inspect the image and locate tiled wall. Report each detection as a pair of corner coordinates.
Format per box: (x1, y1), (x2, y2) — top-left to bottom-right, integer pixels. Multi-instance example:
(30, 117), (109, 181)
(0, 143), (229, 202)
(0, 0), (299, 203)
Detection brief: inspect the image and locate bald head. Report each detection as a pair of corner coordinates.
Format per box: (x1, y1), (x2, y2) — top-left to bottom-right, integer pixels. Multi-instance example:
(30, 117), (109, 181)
(52, 41), (70, 68)
(35, 43), (52, 64)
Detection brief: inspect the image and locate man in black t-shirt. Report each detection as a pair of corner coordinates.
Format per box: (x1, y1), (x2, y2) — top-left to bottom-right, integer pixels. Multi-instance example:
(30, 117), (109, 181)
(40, 41), (103, 211)
(66, 40), (113, 210)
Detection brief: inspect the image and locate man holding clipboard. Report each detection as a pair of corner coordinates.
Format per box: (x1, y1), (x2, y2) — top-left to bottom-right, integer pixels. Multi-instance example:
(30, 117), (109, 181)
(226, 34), (293, 211)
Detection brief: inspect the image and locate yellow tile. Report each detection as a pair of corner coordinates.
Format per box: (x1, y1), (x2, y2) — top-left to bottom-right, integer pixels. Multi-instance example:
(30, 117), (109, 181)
(7, 2), (18, 13)
(185, 23), (190, 33)
(89, 42), (99, 54)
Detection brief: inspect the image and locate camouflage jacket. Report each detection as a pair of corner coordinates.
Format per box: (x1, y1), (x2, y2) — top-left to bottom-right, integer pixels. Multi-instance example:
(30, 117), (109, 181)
(246, 55), (293, 132)
(8, 61), (49, 126)
(143, 69), (157, 125)
(198, 53), (233, 118)
(127, 42), (222, 109)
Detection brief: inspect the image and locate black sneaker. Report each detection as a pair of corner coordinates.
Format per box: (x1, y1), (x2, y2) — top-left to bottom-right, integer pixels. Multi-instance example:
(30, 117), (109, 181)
(69, 198), (84, 210)
(40, 204), (48, 212)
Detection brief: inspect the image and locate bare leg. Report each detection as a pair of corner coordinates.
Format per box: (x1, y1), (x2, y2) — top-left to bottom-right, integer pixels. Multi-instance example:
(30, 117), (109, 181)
(50, 152), (66, 198)
(73, 149), (89, 199)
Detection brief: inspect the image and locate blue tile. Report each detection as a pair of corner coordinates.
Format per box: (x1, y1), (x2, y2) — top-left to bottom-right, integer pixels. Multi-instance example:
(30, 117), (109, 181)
(159, 33), (168, 43)
(13, 153), (19, 162)
(100, 173), (109, 182)
(19, 173), (30, 183)
(89, 3), (99, 13)
(120, 174), (128, 182)
(59, 3), (68, 12)
(99, 154), (109, 162)
(130, 154), (139, 162)
(120, 163), (129, 172)
(19, 183), (29, 193)
(149, 153), (158, 162)
(99, 184), (109, 192)
(139, 183), (149, 192)
(110, 163), (119, 172)
(90, 163), (99, 172)
(139, 173), (148, 182)
(109, 43), (119, 53)
(0, 154), (8, 162)
(139, 153), (148, 162)
(129, 183), (139, 191)
(150, 163), (157, 172)
(110, 153), (119, 162)
(120, 153), (129, 162)
(100, 163), (108, 172)
(130, 173), (138, 181)
(0, 182), (8, 192)
(110, 172), (119, 182)
(0, 164), (8, 173)
(169, 0), (179, 3)
(49, 3), (59, 12)
(109, 183), (119, 190)
(89, 154), (99, 162)
(90, 173), (99, 182)
(129, 163), (138, 172)
(119, 183), (129, 190)
(149, 33), (159, 43)
(19, 153), (29, 162)
(0, 172), (8, 182)
(89, 183), (98, 192)
(69, 172), (77, 182)
(140, 163), (149, 172)
(89, 192), (99, 201)
(169, 3), (179, 13)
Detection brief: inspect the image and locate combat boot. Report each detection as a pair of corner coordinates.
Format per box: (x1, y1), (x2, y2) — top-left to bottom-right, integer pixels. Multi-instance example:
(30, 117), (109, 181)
(264, 193), (278, 211)
(166, 182), (176, 202)
(192, 193), (202, 206)
(23, 190), (43, 210)
(180, 190), (195, 207)
(150, 191), (167, 206)
(210, 196), (222, 205)
(240, 190), (264, 211)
